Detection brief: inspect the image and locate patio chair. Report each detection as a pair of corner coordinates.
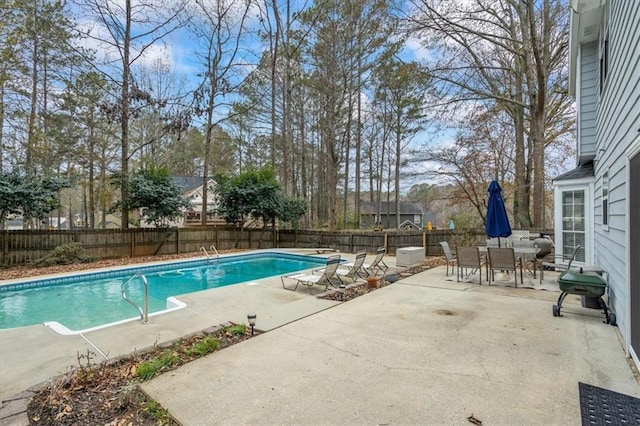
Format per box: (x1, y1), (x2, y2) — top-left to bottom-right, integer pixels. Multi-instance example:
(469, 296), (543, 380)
(439, 241), (457, 277)
(455, 246), (488, 284)
(364, 247), (389, 276)
(281, 255), (344, 293)
(487, 247), (523, 287)
(513, 239), (538, 277)
(539, 245), (581, 284)
(336, 250), (368, 281)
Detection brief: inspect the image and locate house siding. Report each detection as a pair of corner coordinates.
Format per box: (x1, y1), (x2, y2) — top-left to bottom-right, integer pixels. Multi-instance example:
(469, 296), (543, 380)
(578, 41), (599, 159)
(592, 0), (640, 341)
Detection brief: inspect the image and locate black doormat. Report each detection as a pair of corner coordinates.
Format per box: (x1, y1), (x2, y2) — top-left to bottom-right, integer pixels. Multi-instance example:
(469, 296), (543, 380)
(579, 382), (640, 425)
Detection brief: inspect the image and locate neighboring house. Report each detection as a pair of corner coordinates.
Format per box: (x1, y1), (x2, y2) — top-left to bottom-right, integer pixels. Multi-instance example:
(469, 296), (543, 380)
(48, 217), (69, 230)
(4, 219), (23, 230)
(174, 176), (222, 226)
(360, 201), (425, 229)
(96, 213), (122, 230)
(564, 0), (639, 369)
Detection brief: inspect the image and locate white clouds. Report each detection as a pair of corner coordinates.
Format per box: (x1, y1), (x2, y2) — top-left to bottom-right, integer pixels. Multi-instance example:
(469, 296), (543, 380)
(403, 36), (433, 62)
(135, 43), (173, 69)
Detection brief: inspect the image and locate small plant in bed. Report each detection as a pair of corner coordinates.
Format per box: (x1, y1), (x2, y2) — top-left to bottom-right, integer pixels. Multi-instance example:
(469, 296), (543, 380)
(27, 323), (253, 425)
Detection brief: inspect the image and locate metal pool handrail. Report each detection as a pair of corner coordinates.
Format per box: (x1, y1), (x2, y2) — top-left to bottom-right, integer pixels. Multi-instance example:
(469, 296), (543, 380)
(121, 273), (149, 324)
(200, 245), (220, 265)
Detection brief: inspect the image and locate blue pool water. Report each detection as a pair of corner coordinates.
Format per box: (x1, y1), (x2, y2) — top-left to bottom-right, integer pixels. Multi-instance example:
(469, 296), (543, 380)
(0, 252), (325, 332)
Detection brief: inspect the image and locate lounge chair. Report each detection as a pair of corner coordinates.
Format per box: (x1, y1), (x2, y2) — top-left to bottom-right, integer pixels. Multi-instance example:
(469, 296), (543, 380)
(335, 250), (368, 281)
(364, 247), (389, 276)
(281, 255), (344, 293)
(439, 241), (456, 277)
(487, 247), (523, 287)
(456, 246), (488, 284)
(539, 245), (581, 284)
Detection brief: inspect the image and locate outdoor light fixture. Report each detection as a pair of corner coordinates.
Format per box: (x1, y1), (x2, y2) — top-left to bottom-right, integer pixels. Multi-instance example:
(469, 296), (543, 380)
(247, 312), (257, 335)
(339, 284), (346, 302)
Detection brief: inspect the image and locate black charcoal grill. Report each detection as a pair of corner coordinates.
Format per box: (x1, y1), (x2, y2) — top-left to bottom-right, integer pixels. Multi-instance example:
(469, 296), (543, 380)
(552, 269), (616, 325)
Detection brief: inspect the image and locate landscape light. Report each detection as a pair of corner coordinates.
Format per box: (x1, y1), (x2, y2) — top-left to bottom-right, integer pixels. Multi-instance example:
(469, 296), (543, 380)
(247, 312), (257, 335)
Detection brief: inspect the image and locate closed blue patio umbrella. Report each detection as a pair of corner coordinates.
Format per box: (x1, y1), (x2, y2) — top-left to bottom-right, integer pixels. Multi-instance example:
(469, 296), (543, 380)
(486, 180), (512, 244)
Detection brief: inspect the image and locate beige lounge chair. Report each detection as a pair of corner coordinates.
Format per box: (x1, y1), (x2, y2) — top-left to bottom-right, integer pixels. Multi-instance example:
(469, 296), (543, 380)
(364, 247), (389, 276)
(335, 251), (368, 281)
(281, 255), (343, 293)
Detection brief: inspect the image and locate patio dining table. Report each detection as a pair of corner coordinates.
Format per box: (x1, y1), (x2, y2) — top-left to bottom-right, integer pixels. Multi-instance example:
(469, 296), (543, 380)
(478, 246), (540, 278)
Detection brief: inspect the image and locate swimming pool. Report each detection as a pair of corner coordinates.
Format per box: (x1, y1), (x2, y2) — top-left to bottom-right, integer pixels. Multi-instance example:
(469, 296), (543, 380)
(0, 251), (327, 333)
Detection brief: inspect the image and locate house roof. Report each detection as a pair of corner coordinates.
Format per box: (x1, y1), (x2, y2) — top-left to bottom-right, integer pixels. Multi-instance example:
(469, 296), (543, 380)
(553, 159), (595, 181)
(173, 176), (206, 192)
(359, 201), (425, 215)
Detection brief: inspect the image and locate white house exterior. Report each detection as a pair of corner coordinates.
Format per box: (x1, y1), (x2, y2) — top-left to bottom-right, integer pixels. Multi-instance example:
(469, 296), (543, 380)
(563, 0), (640, 369)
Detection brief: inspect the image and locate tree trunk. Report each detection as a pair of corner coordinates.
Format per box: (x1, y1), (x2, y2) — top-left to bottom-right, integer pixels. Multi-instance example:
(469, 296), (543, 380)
(120, 0), (132, 229)
(343, 91), (353, 229)
(531, 109), (546, 228)
(395, 109), (401, 229)
(26, 23), (38, 177)
(513, 71), (531, 228)
(270, 0), (280, 170)
(201, 89), (215, 226)
(355, 63), (362, 228)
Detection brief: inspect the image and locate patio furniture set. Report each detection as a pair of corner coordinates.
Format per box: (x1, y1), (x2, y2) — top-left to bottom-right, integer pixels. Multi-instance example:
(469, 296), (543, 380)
(442, 240), (615, 325)
(280, 247), (389, 294)
(441, 240), (538, 287)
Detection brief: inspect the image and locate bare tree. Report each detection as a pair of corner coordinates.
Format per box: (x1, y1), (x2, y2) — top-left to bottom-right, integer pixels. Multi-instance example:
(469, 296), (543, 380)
(189, 0), (253, 226)
(75, 0), (188, 228)
(424, 106), (516, 225)
(406, 0), (572, 228)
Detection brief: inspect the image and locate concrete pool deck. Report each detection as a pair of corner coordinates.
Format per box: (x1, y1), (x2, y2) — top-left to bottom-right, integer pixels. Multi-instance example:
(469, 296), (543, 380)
(2, 252), (639, 424)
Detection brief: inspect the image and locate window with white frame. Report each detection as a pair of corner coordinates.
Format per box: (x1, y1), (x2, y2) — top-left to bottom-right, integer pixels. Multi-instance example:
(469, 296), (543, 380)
(562, 190), (586, 262)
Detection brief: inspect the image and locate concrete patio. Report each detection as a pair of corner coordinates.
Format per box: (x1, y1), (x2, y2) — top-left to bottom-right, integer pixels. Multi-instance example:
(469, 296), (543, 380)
(1, 254), (639, 424)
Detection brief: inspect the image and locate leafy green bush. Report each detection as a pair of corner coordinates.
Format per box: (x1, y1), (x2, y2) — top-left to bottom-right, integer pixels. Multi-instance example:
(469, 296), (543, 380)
(34, 242), (95, 267)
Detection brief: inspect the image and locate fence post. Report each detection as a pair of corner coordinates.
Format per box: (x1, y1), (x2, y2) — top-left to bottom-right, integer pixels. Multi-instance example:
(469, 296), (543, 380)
(1, 231), (6, 265)
(176, 228), (180, 254)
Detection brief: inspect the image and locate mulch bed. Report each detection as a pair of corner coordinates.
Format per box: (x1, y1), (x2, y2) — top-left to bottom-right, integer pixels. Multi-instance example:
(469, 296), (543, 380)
(26, 324), (253, 425)
(318, 258), (445, 302)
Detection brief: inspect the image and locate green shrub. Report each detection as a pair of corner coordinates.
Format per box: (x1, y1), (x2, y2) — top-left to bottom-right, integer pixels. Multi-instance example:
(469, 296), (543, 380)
(185, 336), (219, 357)
(224, 324), (247, 336)
(143, 399), (172, 423)
(135, 352), (180, 382)
(34, 242), (95, 267)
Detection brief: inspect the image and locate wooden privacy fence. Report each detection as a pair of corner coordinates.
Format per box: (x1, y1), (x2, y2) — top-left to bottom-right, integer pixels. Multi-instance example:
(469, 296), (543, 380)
(0, 228), (553, 266)
(0, 227), (276, 266)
